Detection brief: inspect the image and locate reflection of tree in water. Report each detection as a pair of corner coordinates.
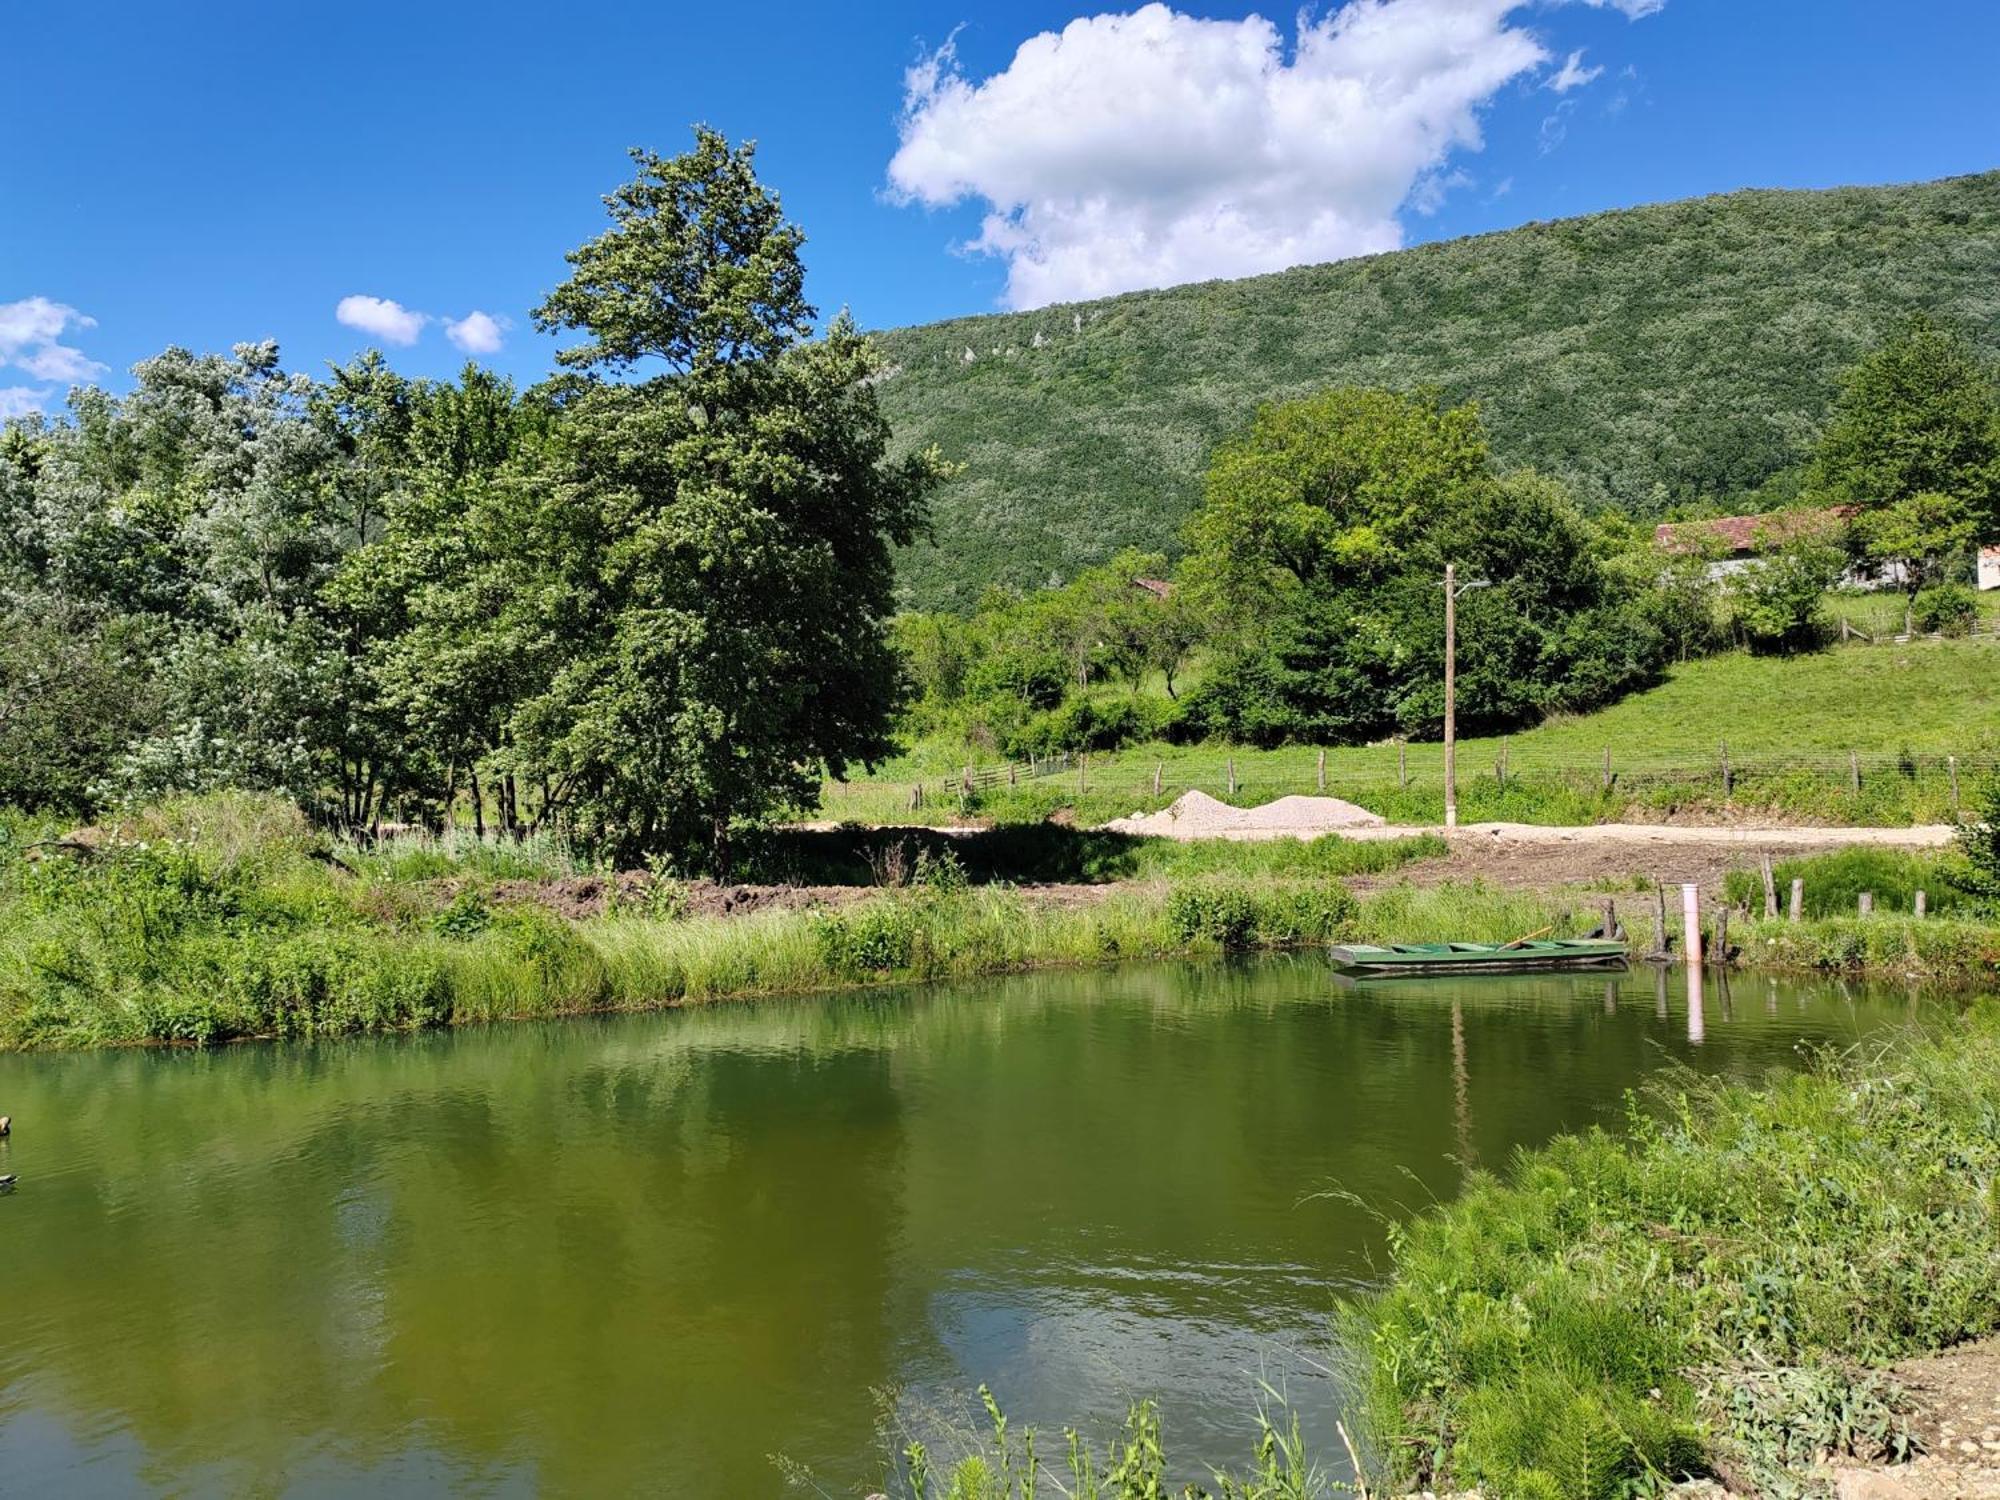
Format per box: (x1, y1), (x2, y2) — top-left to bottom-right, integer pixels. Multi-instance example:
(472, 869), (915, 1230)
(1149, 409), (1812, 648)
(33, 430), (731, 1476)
(1452, 1000), (1476, 1175)
(0, 963), (1922, 1494)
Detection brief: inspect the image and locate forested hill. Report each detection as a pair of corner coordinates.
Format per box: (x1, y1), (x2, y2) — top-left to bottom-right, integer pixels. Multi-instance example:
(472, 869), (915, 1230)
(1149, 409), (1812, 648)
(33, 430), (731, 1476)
(873, 170), (2000, 610)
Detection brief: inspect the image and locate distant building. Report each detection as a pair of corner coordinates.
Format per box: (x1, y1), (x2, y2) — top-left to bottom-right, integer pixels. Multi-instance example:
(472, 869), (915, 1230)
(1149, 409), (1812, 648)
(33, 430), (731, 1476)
(1652, 506), (1913, 590)
(1131, 577), (1174, 600)
(1981, 544), (2000, 592)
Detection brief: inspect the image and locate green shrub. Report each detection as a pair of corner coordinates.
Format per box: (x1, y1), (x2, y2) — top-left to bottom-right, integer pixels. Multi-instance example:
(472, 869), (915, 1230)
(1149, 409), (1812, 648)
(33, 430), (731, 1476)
(811, 901), (920, 974)
(1164, 882), (1260, 948)
(433, 886), (494, 937)
(1254, 882), (1359, 943)
(1913, 581), (1979, 636)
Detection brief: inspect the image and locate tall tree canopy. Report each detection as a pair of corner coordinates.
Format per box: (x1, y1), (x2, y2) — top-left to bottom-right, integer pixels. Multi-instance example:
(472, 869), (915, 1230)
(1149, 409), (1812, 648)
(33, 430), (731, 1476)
(0, 130), (946, 870)
(1178, 388), (1666, 746)
(518, 131), (947, 866)
(1805, 316), (2000, 593)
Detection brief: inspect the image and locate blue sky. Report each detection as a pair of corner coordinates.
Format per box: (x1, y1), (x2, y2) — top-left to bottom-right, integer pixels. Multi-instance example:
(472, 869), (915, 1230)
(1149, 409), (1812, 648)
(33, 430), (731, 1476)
(3, 0), (1996, 410)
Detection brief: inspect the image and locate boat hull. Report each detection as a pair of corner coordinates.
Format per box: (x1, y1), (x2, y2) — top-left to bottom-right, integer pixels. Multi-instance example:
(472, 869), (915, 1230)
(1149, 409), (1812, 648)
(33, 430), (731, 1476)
(1329, 940), (1629, 978)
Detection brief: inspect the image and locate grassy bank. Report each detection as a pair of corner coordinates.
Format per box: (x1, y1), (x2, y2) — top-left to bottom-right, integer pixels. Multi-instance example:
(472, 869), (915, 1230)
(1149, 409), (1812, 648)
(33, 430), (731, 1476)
(835, 638), (2000, 828)
(4, 797), (1996, 1049)
(1351, 1005), (2000, 1497)
(0, 796), (1445, 1049)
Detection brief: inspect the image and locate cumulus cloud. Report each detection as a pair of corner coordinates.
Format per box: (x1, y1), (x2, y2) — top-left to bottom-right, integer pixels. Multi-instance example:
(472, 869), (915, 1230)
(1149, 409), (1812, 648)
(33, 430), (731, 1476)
(335, 294), (428, 346)
(888, 1), (1663, 307)
(1547, 48), (1602, 92)
(0, 387), (51, 421)
(444, 310), (507, 355)
(0, 296), (105, 387)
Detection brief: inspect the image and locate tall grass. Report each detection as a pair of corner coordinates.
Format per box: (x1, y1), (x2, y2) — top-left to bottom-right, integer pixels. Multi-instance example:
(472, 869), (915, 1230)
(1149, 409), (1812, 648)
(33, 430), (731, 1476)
(4, 794), (1997, 1049)
(1721, 846), (1986, 920)
(1350, 1008), (2000, 1497)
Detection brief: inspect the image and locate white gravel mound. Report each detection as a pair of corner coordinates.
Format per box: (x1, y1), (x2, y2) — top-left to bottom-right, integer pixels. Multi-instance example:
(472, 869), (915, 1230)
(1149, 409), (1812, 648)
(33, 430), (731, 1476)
(1102, 789), (1385, 841)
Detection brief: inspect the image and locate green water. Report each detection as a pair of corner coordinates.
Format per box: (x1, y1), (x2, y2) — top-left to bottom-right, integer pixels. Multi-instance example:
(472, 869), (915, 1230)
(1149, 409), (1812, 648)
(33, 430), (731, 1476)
(0, 958), (1923, 1496)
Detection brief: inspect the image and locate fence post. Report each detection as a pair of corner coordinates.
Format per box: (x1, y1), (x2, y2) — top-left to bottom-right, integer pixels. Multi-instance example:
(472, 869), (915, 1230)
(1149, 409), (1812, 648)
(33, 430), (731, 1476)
(1602, 746), (1612, 792)
(1317, 747), (1326, 792)
(1153, 762), (1162, 797)
(1849, 751), (1861, 795)
(1720, 740), (1732, 798)
(1950, 754), (1961, 814)
(1760, 853), (1777, 919)
(1915, 889), (1927, 919)
(1858, 891), (1873, 917)
(1399, 742), (1409, 788)
(1079, 752), (1088, 795)
(1713, 906), (1730, 966)
(1227, 757), (1237, 796)
(1653, 880), (1671, 957)
(1008, 763), (1017, 787)
(1789, 878), (1804, 922)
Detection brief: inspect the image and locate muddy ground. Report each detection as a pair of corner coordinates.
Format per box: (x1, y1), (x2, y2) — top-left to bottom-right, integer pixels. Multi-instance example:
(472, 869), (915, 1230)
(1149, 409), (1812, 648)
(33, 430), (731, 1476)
(462, 826), (1908, 923)
(1820, 1338), (2000, 1499)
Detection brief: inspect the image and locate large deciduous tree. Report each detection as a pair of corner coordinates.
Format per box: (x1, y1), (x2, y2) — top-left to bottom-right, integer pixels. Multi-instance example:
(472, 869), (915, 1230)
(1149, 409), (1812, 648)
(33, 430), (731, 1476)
(1806, 316), (2000, 590)
(519, 130), (947, 868)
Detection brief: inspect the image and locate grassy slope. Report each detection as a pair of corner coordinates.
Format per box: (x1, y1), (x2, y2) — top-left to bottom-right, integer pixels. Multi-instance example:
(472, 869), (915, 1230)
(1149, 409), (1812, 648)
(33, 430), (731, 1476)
(833, 637), (2000, 826)
(872, 171), (2000, 608)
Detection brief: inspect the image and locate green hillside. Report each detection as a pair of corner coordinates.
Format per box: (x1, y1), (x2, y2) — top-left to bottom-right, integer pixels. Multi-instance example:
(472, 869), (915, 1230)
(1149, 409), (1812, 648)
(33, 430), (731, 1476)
(874, 171), (2000, 609)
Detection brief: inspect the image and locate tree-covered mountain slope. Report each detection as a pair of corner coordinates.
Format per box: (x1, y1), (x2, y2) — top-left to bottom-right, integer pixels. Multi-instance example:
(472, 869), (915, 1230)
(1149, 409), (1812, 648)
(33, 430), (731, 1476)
(873, 171), (2000, 609)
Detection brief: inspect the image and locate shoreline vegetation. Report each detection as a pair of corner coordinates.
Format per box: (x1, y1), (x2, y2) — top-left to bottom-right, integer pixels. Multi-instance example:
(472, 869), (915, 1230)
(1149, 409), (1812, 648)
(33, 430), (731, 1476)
(3, 795), (1995, 1053)
(873, 1010), (2000, 1499)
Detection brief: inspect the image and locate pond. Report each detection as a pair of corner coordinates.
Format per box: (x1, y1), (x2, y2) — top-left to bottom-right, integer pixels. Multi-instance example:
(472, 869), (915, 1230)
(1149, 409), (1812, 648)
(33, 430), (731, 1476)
(0, 958), (1924, 1496)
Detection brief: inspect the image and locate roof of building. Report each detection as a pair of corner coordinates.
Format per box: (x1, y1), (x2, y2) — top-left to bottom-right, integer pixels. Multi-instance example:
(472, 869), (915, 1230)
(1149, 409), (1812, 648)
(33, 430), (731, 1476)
(1131, 577), (1174, 599)
(1654, 505), (1857, 555)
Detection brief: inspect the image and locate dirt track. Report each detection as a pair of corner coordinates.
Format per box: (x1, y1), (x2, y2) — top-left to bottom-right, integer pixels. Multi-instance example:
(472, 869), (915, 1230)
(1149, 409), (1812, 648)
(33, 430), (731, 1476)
(458, 823), (1950, 921)
(1348, 823), (1955, 900)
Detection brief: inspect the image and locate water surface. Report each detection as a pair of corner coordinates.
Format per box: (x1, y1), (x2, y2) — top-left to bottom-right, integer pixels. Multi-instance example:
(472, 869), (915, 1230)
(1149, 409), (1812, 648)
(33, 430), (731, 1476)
(0, 959), (1921, 1495)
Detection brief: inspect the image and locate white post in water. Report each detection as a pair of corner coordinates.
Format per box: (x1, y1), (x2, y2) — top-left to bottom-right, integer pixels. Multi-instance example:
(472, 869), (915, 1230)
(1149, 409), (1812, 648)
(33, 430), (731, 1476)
(1683, 882), (1706, 1043)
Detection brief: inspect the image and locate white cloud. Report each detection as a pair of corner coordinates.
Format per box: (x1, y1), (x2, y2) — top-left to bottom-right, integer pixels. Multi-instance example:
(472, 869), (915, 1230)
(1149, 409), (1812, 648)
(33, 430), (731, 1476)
(1582, 0), (1665, 15)
(0, 296), (105, 386)
(0, 387), (51, 421)
(443, 310), (507, 355)
(888, 1), (1660, 308)
(1539, 98), (1577, 154)
(15, 342), (104, 381)
(1408, 168), (1474, 217)
(335, 294), (428, 346)
(1547, 48), (1602, 93)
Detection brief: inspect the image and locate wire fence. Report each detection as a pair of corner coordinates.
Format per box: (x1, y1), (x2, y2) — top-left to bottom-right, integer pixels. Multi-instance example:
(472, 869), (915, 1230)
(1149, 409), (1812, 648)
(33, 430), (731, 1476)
(849, 745), (1999, 815)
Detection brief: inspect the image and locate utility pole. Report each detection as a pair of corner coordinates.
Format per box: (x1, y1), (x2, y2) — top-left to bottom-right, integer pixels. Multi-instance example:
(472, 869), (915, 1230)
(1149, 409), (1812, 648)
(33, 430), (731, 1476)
(1443, 564), (1490, 831)
(1445, 563), (1458, 830)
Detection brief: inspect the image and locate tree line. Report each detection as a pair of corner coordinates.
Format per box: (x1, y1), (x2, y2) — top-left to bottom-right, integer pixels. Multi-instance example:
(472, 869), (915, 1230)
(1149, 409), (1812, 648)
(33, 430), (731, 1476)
(0, 130), (945, 870)
(5, 129), (1996, 864)
(897, 317), (2000, 754)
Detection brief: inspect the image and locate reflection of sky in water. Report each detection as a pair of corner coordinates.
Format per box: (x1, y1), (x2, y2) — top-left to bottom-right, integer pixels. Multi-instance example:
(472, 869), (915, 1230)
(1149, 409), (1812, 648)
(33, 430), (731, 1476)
(913, 1253), (1348, 1478)
(0, 960), (1929, 1495)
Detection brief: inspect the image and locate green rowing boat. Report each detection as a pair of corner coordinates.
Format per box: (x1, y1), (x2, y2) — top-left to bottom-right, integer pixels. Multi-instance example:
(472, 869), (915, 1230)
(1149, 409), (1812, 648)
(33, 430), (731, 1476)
(1329, 939), (1629, 977)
